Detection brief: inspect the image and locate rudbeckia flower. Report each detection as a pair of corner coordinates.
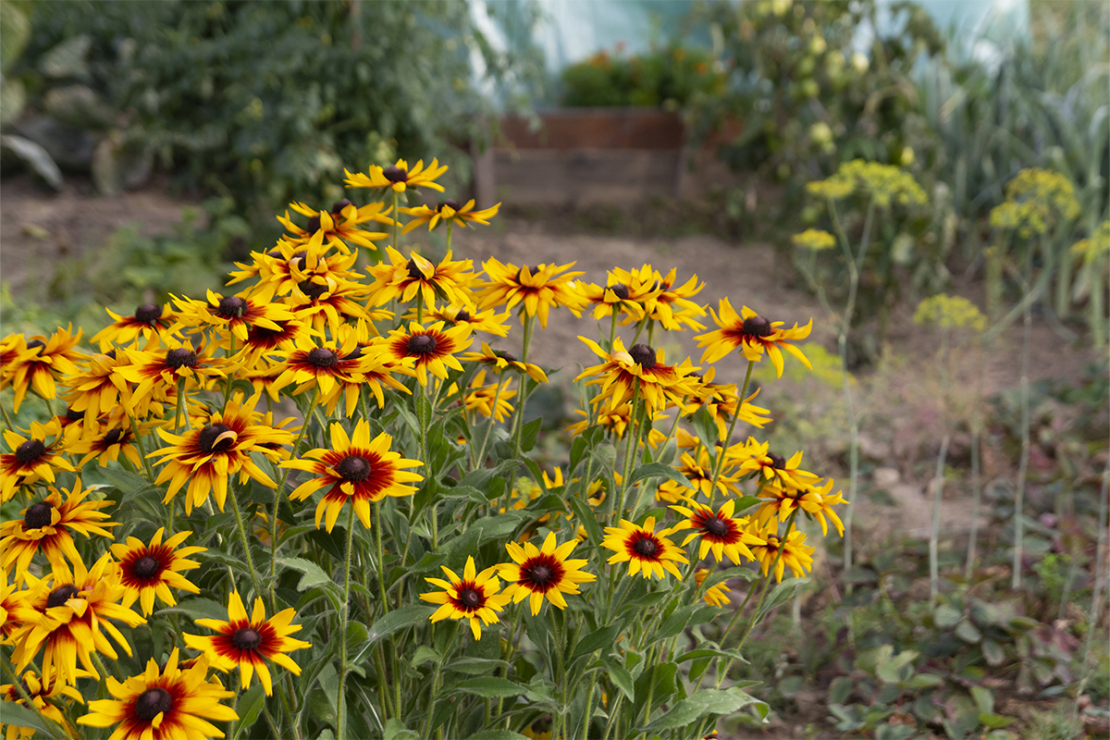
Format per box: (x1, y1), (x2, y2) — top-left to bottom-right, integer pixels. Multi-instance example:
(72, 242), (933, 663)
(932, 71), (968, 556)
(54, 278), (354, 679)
(60, 350), (134, 434)
(77, 649), (238, 740)
(452, 369), (515, 422)
(601, 517), (688, 580)
(0, 477), (117, 579)
(575, 337), (700, 413)
(755, 478), (849, 536)
(406, 304), (511, 337)
(577, 266), (662, 322)
(282, 421), (423, 532)
(0, 567), (20, 639)
(642, 268), (708, 331)
(4, 327), (83, 413)
(284, 275), (376, 337)
(497, 533), (596, 615)
(460, 342), (548, 383)
(147, 393), (293, 514)
(750, 523), (815, 582)
(669, 500), (765, 564)
(184, 591), (311, 696)
(696, 299), (813, 376)
(0, 420), (77, 502)
(90, 303), (177, 351)
(728, 440), (819, 492)
(69, 417), (157, 469)
(232, 314), (317, 366)
(383, 321), (472, 387)
(110, 528), (206, 616)
(399, 198), (501, 233)
(695, 569), (731, 608)
(277, 199), (390, 254)
(420, 556), (513, 640)
(656, 448), (741, 503)
(344, 158), (448, 193)
(243, 240), (360, 300)
(10, 553), (146, 686)
(172, 290), (296, 345)
(683, 369), (772, 439)
(114, 337), (230, 415)
(270, 334), (369, 399)
(2, 670), (85, 738)
(565, 404), (668, 445)
(367, 247), (476, 310)
(477, 259), (585, 328)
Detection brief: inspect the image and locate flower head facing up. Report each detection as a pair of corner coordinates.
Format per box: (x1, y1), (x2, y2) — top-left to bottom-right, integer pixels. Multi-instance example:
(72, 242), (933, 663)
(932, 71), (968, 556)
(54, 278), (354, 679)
(601, 517), (688, 580)
(368, 247), (475, 310)
(77, 648), (238, 740)
(172, 290), (296, 345)
(384, 321), (472, 387)
(344, 158), (448, 193)
(184, 591), (311, 696)
(498, 533), (596, 615)
(283, 421), (423, 532)
(669, 499), (765, 564)
(4, 327), (83, 413)
(421, 556), (512, 640)
(696, 299), (813, 377)
(110, 528), (206, 616)
(0, 420), (77, 502)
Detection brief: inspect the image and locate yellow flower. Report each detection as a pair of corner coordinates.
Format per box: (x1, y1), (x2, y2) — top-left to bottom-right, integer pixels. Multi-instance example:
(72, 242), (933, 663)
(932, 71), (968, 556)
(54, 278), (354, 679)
(460, 341), (548, 383)
(453, 369), (515, 422)
(656, 448), (740, 503)
(171, 289), (297, 345)
(110, 528), (206, 617)
(750, 523), (815, 583)
(695, 569), (731, 608)
(276, 199), (391, 254)
(184, 591), (311, 696)
(399, 198), (501, 233)
(420, 556), (513, 640)
(2, 670), (84, 739)
(669, 499), (764, 564)
(367, 247), (476, 310)
(913, 294), (987, 331)
(477, 259), (585, 328)
(641, 267), (707, 331)
(344, 158), (448, 194)
(4, 327), (83, 413)
(601, 517), (688, 580)
(497, 532), (596, 615)
(756, 478), (848, 536)
(696, 299), (813, 377)
(114, 336), (230, 415)
(382, 321), (472, 387)
(792, 228), (836, 251)
(89, 302), (177, 351)
(405, 304), (511, 337)
(0, 420), (77, 503)
(575, 336), (700, 413)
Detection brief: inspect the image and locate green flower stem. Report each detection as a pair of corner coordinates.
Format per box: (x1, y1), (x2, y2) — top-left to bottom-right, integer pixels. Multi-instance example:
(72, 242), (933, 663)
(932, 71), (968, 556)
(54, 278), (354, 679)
(270, 391), (320, 606)
(173, 377), (187, 434)
(129, 413), (157, 483)
(374, 501), (390, 614)
(1013, 240), (1036, 590)
(928, 431), (951, 603)
(608, 312), (618, 349)
(965, 428), (982, 579)
(425, 626), (459, 739)
(581, 679), (597, 740)
(391, 192), (399, 251)
(1, 655), (71, 740)
(0, 402), (15, 431)
(446, 220), (453, 252)
(708, 359), (754, 502)
(503, 313), (536, 507)
(222, 334), (236, 414)
(227, 483), (264, 601)
(471, 374), (506, 472)
(612, 388), (642, 521)
(336, 505), (356, 740)
(600, 693), (625, 740)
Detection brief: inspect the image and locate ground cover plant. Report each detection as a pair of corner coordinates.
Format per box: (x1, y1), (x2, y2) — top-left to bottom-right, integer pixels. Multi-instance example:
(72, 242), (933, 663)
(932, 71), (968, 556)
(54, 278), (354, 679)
(0, 157), (857, 739)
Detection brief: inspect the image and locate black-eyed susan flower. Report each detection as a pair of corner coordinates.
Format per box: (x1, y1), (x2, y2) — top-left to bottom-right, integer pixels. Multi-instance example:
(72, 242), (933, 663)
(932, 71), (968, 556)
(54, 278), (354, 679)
(497, 533), (596, 615)
(270, 334), (369, 400)
(750, 523), (815, 583)
(728, 440), (819, 492)
(575, 337), (700, 413)
(184, 591), (311, 696)
(69, 417), (156, 469)
(669, 500), (764, 564)
(756, 478), (848, 537)
(60, 350), (134, 434)
(694, 569), (731, 608)
(406, 304), (511, 337)
(114, 337), (230, 415)
(172, 290), (296, 345)
(11, 553), (146, 686)
(367, 247), (476, 310)
(233, 314), (317, 365)
(642, 267), (707, 331)
(5, 327), (83, 413)
(696, 299), (813, 377)
(0, 567), (19, 640)
(76, 648), (238, 740)
(656, 449), (741, 503)
(577, 266), (661, 322)
(244, 240), (356, 300)
(284, 275), (376, 337)
(0, 477), (116, 579)
(420, 556), (512, 640)
(283, 421), (423, 532)
(3, 670), (84, 738)
(453, 370), (515, 422)
(90, 303), (177, 351)
(383, 321), (472, 387)
(399, 198), (501, 233)
(147, 393), (293, 515)
(601, 517), (688, 580)
(477, 259), (585, 328)
(0, 421), (77, 503)
(110, 528), (205, 617)
(683, 369), (773, 440)
(277, 199), (390, 253)
(345, 158), (448, 194)
(565, 404), (668, 445)
(460, 341), (548, 383)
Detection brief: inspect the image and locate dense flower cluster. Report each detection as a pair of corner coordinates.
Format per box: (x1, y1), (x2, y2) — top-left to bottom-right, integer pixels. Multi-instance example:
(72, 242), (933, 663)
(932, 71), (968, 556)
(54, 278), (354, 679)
(0, 155), (845, 740)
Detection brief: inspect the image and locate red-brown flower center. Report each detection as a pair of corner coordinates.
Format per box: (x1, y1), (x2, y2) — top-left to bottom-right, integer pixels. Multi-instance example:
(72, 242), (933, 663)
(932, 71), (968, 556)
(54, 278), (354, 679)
(628, 344), (657, 370)
(135, 304), (163, 323)
(457, 588), (483, 609)
(306, 348), (339, 368)
(453, 309), (471, 323)
(215, 296), (248, 319)
(742, 315), (773, 337)
(134, 688), (173, 721)
(104, 428), (126, 446)
(46, 584), (79, 609)
(609, 283), (630, 300)
(704, 516), (730, 538)
(198, 423), (234, 454)
(768, 453), (786, 470)
(15, 439), (45, 465)
(407, 334), (437, 355)
(406, 259), (428, 280)
(65, 407), (84, 422)
(24, 502), (53, 530)
(335, 455), (371, 482)
(165, 348), (198, 369)
(632, 535), (658, 557)
(297, 279), (328, 300)
(437, 199), (461, 212)
(231, 628), (262, 651)
(133, 555), (161, 580)
(382, 165), (408, 183)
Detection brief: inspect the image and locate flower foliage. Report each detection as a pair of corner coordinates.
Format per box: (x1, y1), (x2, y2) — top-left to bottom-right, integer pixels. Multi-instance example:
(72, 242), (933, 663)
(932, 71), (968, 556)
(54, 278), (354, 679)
(0, 155), (844, 740)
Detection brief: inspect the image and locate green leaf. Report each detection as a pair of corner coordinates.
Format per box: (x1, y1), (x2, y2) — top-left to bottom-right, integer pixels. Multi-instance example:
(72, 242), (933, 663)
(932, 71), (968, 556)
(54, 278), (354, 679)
(730, 495), (763, 514)
(0, 702), (64, 738)
(627, 462), (692, 491)
(756, 578), (809, 622)
(970, 686), (994, 716)
(642, 686), (767, 731)
(362, 605), (436, 656)
(278, 557), (339, 594)
(520, 417), (542, 453)
(567, 494), (603, 545)
(981, 639), (1005, 666)
(158, 597), (227, 622)
(676, 647), (748, 664)
(979, 713), (1015, 729)
(231, 684), (266, 740)
(568, 434), (590, 475)
(604, 661), (635, 702)
(573, 623), (622, 658)
(411, 646), (441, 668)
(383, 718), (420, 740)
(955, 619), (983, 644)
(452, 677), (527, 699)
(463, 732), (528, 740)
(934, 604), (962, 628)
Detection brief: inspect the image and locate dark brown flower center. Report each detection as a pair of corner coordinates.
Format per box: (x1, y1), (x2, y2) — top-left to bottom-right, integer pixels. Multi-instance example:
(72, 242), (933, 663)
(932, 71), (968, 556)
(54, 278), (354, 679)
(134, 687), (173, 722)
(26, 340), (46, 352)
(24, 502), (53, 530)
(335, 455), (371, 482)
(495, 350), (518, 363)
(457, 588), (482, 609)
(15, 439), (45, 465)
(306, 348), (339, 368)
(331, 198), (353, 215)
(768, 453), (786, 470)
(231, 627), (262, 651)
(407, 259), (427, 280)
(704, 517), (730, 538)
(407, 334), (437, 355)
(609, 283), (630, 300)
(133, 555), (160, 580)
(305, 215), (321, 233)
(382, 165), (408, 183)
(437, 199), (461, 212)
(742, 315), (773, 337)
(135, 304), (163, 323)
(298, 279), (328, 300)
(198, 423), (234, 454)
(343, 344), (368, 361)
(628, 343), (656, 370)
(525, 564), (553, 586)
(104, 428), (126, 446)
(632, 536), (658, 557)
(288, 251), (309, 270)
(65, 406), (84, 422)
(165, 348), (198, 369)
(46, 584), (79, 609)
(516, 266), (543, 282)
(248, 325), (285, 343)
(215, 296), (248, 319)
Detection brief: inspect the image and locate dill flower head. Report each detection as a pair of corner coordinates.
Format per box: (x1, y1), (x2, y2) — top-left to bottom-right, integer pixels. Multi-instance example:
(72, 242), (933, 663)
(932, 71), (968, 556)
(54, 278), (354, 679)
(989, 168), (1080, 238)
(601, 517), (689, 580)
(344, 158), (448, 193)
(497, 532), (596, 615)
(696, 299), (813, 377)
(76, 648), (238, 740)
(806, 159), (927, 208)
(1071, 220), (1110, 263)
(791, 228), (837, 251)
(420, 556), (513, 640)
(913, 294), (987, 332)
(477, 259), (586, 328)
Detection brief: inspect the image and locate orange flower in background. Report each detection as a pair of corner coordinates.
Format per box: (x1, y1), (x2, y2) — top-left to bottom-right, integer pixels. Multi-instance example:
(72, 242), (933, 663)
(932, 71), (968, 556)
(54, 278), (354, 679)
(345, 158), (448, 193)
(4, 327), (83, 413)
(696, 299), (813, 376)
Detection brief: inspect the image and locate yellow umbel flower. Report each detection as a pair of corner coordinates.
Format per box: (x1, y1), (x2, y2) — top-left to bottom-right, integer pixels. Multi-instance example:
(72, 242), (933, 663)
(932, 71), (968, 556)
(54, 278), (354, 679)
(792, 228), (837, 251)
(913, 294), (987, 331)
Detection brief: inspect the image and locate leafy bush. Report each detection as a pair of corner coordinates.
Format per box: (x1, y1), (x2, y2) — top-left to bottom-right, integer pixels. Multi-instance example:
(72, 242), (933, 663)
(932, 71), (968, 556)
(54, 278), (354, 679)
(560, 44), (726, 109)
